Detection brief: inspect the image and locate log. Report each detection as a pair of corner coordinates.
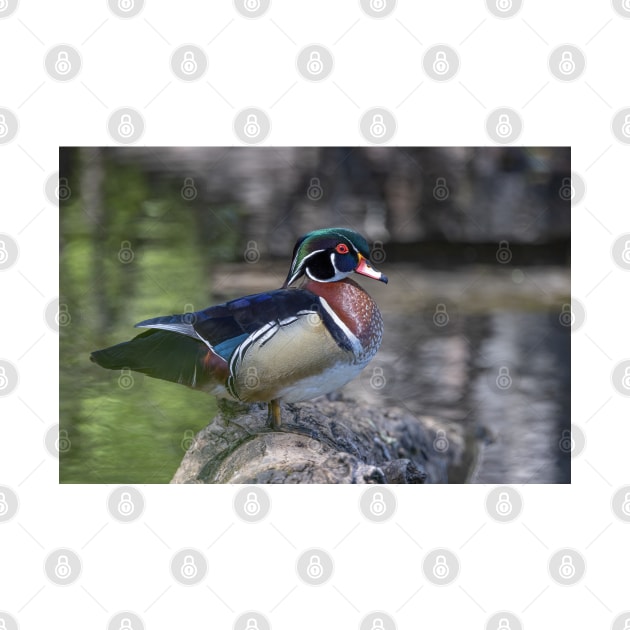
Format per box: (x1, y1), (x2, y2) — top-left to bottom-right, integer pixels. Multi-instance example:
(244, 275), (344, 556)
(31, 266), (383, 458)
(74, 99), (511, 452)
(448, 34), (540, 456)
(171, 397), (464, 484)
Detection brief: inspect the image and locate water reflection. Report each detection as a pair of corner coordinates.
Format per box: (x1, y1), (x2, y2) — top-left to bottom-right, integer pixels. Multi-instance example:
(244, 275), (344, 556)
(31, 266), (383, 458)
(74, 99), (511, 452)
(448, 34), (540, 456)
(346, 266), (571, 483)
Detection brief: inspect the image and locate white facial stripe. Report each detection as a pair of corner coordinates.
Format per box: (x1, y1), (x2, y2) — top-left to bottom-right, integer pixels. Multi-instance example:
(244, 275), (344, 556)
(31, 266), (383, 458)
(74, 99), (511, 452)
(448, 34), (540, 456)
(287, 248), (326, 286)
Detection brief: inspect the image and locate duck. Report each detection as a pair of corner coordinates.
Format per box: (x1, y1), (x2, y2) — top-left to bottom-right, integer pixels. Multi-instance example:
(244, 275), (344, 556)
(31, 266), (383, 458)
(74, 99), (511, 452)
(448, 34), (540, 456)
(90, 227), (388, 428)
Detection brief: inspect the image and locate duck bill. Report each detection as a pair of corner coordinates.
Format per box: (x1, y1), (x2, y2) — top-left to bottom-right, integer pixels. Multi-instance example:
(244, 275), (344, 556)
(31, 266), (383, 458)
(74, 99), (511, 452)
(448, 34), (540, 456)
(355, 254), (388, 284)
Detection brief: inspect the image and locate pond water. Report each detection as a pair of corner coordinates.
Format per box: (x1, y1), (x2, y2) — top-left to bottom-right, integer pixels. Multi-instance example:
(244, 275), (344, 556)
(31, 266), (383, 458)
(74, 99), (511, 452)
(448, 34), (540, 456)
(344, 264), (571, 483)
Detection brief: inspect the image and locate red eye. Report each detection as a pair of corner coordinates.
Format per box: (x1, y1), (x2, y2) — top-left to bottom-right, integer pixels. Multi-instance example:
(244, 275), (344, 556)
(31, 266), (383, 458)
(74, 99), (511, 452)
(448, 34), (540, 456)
(335, 243), (349, 254)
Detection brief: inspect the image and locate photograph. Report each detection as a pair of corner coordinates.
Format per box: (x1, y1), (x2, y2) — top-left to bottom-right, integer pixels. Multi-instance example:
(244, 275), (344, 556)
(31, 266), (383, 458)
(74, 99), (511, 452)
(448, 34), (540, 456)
(60, 146), (570, 484)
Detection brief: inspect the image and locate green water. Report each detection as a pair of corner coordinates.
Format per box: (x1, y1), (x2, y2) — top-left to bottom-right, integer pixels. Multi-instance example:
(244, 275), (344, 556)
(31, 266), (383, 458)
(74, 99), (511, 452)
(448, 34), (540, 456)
(59, 159), (238, 483)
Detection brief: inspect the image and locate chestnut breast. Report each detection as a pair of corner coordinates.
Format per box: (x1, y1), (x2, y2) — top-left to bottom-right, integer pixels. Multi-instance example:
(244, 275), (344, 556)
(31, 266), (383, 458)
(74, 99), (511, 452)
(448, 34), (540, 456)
(304, 277), (384, 363)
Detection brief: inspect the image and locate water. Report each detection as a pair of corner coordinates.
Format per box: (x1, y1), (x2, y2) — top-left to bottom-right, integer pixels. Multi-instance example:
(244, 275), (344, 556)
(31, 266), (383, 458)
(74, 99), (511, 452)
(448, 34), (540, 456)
(345, 264), (571, 483)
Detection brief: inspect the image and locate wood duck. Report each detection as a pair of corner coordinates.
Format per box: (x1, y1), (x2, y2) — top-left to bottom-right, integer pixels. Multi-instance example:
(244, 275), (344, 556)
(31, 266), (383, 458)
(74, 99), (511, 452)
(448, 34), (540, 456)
(90, 227), (388, 428)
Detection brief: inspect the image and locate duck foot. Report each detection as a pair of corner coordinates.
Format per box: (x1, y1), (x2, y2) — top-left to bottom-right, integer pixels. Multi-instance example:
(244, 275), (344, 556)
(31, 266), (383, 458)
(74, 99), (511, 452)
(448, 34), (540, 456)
(268, 399), (282, 429)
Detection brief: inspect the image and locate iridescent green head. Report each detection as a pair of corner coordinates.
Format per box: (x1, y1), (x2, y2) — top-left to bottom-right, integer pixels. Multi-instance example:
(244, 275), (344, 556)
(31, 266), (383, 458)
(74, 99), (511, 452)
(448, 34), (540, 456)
(283, 227), (388, 287)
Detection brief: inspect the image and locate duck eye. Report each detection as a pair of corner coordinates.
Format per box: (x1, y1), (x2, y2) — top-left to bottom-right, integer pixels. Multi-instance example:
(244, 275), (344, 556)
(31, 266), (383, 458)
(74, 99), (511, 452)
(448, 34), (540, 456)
(335, 243), (349, 254)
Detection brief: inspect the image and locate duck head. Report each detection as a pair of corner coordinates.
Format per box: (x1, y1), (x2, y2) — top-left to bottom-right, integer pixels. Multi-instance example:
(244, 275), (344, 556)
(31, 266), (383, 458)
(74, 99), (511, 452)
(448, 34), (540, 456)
(283, 227), (388, 288)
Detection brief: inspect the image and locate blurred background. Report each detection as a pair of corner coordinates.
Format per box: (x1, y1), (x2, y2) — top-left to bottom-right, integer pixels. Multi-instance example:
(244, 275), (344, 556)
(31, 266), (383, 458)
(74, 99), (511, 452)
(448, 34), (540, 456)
(60, 146), (570, 484)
